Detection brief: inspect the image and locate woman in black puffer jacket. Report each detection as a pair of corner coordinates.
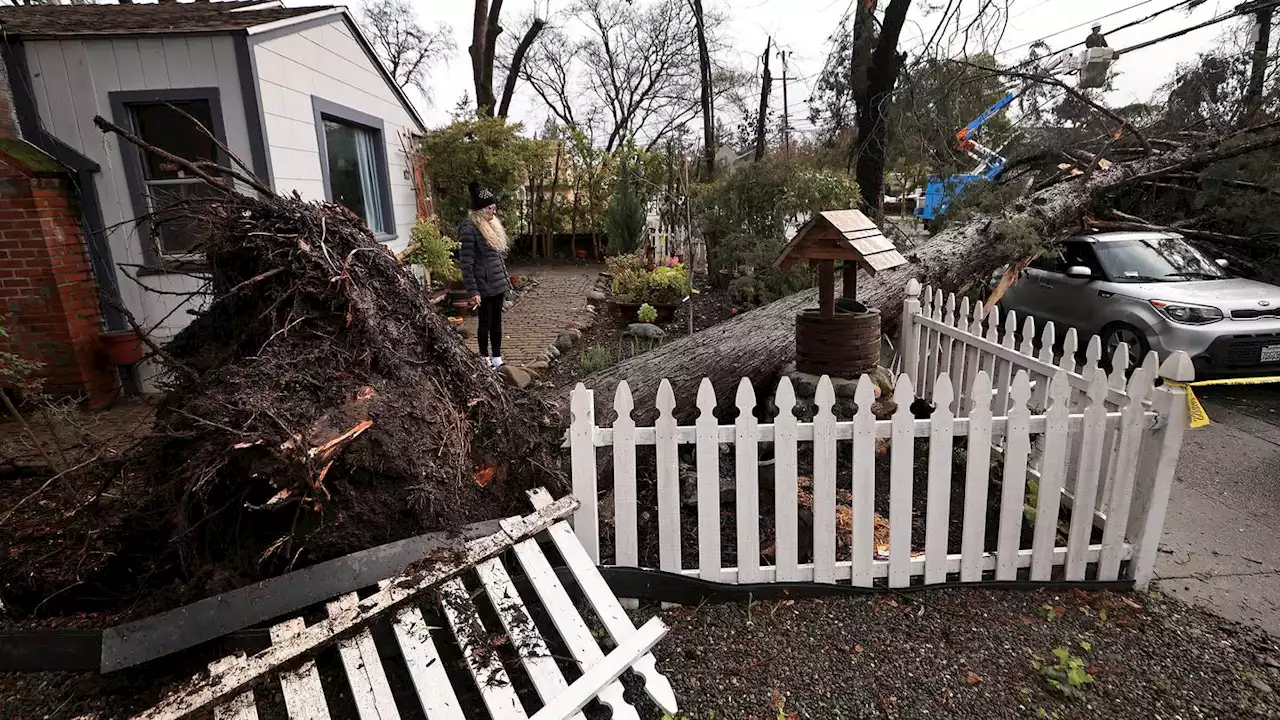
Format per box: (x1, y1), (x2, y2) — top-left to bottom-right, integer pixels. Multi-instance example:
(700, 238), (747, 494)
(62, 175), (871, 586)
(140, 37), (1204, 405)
(458, 180), (512, 369)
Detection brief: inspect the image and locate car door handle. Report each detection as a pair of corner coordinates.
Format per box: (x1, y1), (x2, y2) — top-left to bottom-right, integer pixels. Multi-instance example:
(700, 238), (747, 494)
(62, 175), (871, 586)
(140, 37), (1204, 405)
(1038, 281), (1054, 288)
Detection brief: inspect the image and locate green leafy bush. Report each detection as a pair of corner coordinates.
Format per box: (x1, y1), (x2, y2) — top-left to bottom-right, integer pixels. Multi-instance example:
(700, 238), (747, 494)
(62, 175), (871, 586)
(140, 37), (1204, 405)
(579, 346), (613, 375)
(695, 159), (860, 305)
(403, 219), (461, 281)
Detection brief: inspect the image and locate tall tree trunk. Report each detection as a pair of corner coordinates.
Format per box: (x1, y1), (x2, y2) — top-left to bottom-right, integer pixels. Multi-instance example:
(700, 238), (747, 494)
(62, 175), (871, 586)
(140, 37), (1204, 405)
(690, 0), (715, 179)
(498, 18), (546, 118)
(471, 0), (506, 116)
(755, 37), (772, 162)
(545, 141), (564, 258)
(852, 0), (911, 211)
(469, 0), (491, 116)
(1245, 3), (1273, 123)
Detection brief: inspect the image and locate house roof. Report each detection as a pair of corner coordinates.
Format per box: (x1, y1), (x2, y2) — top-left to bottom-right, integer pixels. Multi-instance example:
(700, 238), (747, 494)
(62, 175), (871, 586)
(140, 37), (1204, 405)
(0, 1), (333, 39)
(775, 209), (909, 276)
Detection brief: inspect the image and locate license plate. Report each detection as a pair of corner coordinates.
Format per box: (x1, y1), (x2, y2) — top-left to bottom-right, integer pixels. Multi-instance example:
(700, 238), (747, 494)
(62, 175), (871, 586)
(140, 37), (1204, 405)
(1263, 344), (1280, 363)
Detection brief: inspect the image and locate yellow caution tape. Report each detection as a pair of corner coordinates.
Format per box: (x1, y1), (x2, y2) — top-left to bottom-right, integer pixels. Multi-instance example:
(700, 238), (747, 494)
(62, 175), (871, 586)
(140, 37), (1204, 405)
(1167, 376), (1280, 429)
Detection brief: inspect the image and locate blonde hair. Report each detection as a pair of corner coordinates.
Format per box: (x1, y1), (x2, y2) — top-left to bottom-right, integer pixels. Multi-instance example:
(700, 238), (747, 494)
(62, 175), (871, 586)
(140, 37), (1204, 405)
(470, 210), (508, 254)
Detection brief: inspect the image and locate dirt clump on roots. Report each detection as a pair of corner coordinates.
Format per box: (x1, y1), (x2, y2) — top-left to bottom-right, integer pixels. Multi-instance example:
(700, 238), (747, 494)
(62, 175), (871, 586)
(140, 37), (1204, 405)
(2, 174), (566, 619)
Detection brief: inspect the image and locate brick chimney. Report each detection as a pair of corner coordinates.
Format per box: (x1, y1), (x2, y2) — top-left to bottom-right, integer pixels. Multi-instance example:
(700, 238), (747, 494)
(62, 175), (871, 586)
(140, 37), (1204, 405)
(0, 50), (119, 407)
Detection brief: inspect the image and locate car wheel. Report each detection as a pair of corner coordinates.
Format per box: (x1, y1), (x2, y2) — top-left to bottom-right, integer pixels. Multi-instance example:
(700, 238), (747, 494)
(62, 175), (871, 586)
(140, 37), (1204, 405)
(1101, 323), (1149, 371)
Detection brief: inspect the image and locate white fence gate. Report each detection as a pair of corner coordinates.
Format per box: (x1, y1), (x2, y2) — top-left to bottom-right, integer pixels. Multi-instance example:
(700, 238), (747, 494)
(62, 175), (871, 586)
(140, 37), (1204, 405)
(568, 280), (1193, 590)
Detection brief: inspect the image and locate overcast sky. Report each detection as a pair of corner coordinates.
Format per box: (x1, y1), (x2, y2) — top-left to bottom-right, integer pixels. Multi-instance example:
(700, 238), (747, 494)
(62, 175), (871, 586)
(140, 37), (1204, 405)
(351, 0), (1245, 132)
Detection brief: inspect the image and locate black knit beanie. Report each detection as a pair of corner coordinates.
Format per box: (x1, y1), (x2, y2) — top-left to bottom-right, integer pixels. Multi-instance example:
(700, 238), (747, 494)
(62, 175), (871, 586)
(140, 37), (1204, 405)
(469, 180), (497, 211)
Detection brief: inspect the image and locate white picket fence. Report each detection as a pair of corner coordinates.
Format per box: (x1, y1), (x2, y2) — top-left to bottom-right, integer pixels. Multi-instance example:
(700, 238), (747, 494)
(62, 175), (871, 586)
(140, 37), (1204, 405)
(568, 280), (1193, 590)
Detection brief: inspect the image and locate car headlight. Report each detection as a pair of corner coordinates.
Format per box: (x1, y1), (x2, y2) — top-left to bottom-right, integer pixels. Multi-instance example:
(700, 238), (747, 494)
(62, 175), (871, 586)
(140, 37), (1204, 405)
(1150, 300), (1223, 325)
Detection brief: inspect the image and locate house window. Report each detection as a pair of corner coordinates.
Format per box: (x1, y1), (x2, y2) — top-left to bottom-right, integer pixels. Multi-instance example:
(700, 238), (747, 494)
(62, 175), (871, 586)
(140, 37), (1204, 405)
(320, 118), (388, 234)
(131, 100), (219, 256)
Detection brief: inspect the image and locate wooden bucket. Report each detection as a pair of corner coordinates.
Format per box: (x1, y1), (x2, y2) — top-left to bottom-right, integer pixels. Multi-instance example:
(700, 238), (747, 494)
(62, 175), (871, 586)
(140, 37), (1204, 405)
(795, 308), (881, 378)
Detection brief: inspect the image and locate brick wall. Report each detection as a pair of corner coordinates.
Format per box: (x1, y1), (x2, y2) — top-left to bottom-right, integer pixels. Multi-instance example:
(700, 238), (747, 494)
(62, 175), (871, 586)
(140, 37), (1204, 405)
(0, 146), (118, 407)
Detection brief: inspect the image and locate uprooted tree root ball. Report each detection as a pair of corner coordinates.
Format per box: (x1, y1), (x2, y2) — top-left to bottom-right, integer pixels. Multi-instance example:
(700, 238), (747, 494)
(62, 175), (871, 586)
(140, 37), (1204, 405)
(150, 193), (566, 571)
(1, 129), (566, 617)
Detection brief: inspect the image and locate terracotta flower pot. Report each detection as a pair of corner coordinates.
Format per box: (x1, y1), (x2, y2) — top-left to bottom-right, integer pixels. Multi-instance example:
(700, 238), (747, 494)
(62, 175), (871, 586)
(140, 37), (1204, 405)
(99, 329), (146, 366)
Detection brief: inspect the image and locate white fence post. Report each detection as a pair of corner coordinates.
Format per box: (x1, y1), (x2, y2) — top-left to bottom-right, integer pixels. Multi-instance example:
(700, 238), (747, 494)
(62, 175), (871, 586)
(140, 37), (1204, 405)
(1030, 371), (1070, 581)
(695, 379), (721, 582)
(900, 279), (922, 389)
(996, 371), (1032, 581)
(570, 384), (599, 563)
(1097, 358), (1157, 580)
(1127, 352), (1194, 588)
(774, 377), (800, 581)
(813, 377), (838, 584)
(735, 379), (762, 583)
(889, 374), (916, 588)
(850, 377), (877, 587)
(924, 374), (955, 584)
(655, 380), (680, 576)
(613, 382), (638, 570)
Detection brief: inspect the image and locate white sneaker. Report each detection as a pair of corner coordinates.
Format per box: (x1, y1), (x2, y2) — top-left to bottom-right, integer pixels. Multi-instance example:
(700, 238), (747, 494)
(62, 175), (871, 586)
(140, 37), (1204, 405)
(491, 356), (504, 369)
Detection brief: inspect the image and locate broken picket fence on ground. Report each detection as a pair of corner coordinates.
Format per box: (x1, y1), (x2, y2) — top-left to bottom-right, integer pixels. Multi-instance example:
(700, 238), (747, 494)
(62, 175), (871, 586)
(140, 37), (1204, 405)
(132, 490), (679, 720)
(568, 279), (1193, 590)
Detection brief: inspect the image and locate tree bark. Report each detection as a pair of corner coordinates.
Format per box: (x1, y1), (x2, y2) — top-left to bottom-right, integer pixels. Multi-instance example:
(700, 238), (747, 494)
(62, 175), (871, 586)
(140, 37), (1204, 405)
(852, 0), (911, 212)
(690, 0), (715, 179)
(469, 0), (491, 116)
(565, 137), (1280, 425)
(498, 18), (545, 119)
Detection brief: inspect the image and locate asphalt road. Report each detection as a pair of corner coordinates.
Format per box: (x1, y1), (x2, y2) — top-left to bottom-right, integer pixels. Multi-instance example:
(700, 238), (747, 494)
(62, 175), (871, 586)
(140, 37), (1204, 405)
(1154, 385), (1280, 636)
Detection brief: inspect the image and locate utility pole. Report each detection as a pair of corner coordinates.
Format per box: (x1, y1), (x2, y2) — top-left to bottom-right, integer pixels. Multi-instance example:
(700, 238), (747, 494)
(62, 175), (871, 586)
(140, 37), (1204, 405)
(755, 37), (772, 162)
(780, 48), (790, 161)
(1244, 0), (1274, 121)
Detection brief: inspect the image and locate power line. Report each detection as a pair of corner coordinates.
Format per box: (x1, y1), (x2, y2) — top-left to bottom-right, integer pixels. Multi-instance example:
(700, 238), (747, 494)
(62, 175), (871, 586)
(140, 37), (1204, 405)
(1004, 0), (1200, 69)
(994, 0), (1168, 58)
(1112, 0), (1279, 56)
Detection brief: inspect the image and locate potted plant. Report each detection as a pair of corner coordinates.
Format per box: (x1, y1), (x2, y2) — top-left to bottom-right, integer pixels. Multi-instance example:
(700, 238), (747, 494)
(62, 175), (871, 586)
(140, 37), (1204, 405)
(607, 253), (691, 323)
(403, 219), (462, 293)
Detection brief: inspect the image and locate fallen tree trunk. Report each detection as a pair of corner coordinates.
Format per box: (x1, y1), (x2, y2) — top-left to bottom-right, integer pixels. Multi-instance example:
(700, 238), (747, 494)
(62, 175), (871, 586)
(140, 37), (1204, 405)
(571, 132), (1280, 424)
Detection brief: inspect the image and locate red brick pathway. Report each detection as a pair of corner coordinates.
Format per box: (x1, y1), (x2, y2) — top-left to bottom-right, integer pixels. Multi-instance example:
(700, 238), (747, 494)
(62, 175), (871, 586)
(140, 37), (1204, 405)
(461, 265), (602, 365)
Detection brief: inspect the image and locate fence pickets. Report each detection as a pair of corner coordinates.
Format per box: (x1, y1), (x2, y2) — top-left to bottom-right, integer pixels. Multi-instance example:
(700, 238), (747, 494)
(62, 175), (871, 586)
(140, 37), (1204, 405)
(569, 281), (1190, 592)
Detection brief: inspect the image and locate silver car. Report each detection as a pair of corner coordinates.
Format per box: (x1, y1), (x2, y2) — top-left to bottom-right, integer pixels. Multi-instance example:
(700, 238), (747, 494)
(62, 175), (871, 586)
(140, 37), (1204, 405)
(1001, 231), (1280, 377)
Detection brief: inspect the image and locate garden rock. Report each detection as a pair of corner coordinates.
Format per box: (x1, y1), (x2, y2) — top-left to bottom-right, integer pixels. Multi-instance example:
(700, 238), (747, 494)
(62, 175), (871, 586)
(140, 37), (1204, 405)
(555, 331), (579, 351)
(526, 359), (550, 376)
(499, 365), (534, 389)
(587, 289), (607, 304)
(547, 344), (561, 359)
(623, 323), (665, 340)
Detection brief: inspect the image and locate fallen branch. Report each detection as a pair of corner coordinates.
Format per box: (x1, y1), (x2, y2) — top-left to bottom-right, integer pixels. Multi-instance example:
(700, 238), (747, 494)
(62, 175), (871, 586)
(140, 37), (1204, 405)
(956, 61), (1153, 156)
(0, 391), (60, 475)
(1085, 217), (1270, 250)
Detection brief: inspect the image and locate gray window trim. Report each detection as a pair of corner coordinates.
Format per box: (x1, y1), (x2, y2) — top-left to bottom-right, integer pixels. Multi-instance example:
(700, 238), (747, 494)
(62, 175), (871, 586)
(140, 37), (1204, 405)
(311, 95), (396, 242)
(233, 32), (274, 189)
(109, 87), (228, 271)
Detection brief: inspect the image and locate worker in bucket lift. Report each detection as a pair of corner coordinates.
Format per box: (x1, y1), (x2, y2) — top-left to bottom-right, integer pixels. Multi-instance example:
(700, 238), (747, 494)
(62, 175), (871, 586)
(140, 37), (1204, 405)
(1086, 23), (1108, 48)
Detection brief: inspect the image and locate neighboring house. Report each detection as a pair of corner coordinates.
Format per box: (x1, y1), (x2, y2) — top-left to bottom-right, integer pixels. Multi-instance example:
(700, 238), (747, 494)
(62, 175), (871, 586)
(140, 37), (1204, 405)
(714, 144), (753, 175)
(0, 1), (426, 396)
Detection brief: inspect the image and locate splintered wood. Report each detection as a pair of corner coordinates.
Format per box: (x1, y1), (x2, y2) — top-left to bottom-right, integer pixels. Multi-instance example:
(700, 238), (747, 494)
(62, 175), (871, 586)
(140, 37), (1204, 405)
(130, 491), (679, 720)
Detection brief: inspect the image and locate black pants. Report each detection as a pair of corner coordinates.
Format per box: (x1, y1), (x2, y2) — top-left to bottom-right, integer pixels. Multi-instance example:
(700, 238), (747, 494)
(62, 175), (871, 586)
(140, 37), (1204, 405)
(477, 293), (505, 357)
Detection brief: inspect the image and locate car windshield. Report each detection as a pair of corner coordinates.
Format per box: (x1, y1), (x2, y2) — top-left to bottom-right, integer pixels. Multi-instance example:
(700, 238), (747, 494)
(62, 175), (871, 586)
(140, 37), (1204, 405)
(1092, 237), (1226, 282)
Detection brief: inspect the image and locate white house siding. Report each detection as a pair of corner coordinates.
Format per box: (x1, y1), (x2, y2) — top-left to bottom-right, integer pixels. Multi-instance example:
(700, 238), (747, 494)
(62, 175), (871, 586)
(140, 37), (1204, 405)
(251, 16), (418, 251)
(22, 36), (253, 348)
